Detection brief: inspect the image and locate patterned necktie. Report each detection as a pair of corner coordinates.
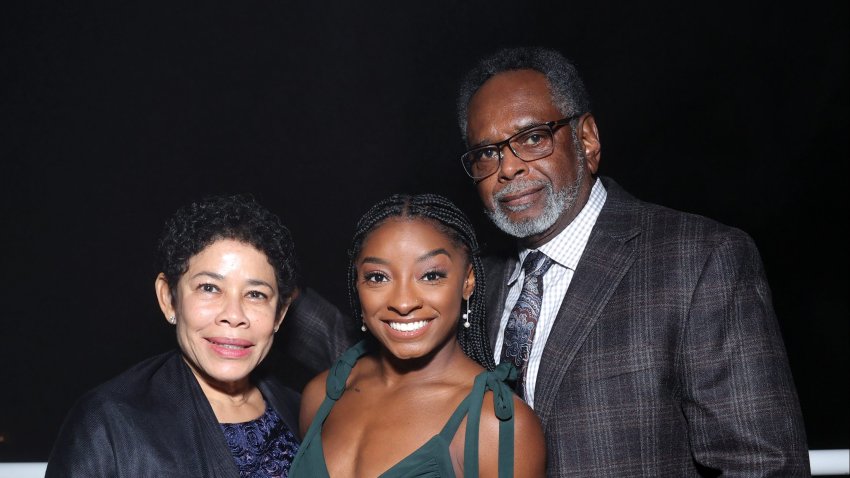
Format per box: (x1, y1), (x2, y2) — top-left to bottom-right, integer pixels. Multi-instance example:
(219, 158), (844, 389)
(499, 250), (554, 399)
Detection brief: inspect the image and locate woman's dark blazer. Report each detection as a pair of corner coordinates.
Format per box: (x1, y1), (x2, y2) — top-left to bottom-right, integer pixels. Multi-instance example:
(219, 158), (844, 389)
(45, 349), (300, 478)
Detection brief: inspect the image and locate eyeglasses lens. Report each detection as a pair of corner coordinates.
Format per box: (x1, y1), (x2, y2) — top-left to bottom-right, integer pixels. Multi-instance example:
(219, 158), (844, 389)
(462, 126), (555, 179)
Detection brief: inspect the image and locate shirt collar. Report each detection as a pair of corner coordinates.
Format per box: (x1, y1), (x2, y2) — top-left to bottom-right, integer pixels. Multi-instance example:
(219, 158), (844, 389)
(507, 177), (608, 285)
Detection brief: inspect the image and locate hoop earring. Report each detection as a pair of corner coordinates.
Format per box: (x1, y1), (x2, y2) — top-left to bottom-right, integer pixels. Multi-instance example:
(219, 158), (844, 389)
(462, 300), (471, 329)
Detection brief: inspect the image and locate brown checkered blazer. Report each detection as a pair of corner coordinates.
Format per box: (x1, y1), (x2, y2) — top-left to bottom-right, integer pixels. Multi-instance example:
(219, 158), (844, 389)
(480, 177), (809, 476)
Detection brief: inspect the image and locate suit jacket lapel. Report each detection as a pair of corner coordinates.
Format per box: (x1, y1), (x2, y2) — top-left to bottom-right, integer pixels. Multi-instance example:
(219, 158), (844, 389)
(533, 177), (641, 420)
(484, 254), (517, 348)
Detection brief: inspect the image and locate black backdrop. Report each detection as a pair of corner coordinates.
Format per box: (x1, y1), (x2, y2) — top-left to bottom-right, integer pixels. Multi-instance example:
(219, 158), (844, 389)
(1, 1), (847, 461)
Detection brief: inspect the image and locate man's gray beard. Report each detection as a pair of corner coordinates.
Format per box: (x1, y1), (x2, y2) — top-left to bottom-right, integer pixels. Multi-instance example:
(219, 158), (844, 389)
(486, 160), (585, 239)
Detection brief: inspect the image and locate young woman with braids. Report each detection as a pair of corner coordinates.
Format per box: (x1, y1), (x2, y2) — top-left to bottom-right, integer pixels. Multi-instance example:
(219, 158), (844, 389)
(289, 194), (545, 477)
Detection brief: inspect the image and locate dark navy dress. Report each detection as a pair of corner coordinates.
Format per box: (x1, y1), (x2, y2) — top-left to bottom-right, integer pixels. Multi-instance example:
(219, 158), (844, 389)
(220, 403), (300, 477)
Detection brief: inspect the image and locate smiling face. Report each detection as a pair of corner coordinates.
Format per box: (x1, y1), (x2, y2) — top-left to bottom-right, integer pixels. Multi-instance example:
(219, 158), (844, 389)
(355, 218), (475, 362)
(155, 239), (286, 390)
(466, 69), (600, 248)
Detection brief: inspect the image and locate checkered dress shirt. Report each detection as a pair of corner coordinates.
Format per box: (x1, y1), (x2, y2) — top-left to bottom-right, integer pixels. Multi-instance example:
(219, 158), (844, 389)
(493, 178), (607, 407)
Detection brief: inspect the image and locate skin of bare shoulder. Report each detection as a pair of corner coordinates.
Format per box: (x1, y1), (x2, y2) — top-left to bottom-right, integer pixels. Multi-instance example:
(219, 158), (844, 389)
(509, 396), (546, 476)
(298, 369), (330, 438)
(460, 393), (546, 477)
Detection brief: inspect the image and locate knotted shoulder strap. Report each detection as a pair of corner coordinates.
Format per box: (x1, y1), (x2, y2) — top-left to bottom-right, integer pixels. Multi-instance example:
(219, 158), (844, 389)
(462, 362), (517, 478)
(325, 340), (369, 399)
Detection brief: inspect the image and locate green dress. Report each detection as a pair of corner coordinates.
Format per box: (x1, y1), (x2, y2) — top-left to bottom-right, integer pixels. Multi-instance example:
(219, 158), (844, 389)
(289, 340), (517, 477)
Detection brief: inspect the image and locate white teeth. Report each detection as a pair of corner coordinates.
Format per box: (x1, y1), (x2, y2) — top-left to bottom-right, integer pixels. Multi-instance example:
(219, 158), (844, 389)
(217, 343), (247, 349)
(388, 320), (428, 332)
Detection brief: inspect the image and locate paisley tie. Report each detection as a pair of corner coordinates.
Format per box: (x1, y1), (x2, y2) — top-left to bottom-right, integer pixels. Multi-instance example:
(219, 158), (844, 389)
(499, 250), (554, 399)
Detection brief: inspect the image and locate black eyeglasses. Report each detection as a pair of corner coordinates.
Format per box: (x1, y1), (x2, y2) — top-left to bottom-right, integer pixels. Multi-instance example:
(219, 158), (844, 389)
(460, 115), (579, 180)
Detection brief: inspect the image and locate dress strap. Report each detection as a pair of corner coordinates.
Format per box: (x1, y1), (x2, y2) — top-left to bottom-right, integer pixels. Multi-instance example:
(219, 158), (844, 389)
(325, 340), (370, 400)
(462, 362), (517, 478)
(298, 340), (371, 453)
(438, 395), (473, 440)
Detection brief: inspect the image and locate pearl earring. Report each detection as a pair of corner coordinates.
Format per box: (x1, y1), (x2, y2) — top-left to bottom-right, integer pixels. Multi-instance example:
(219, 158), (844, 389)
(462, 300), (471, 328)
(361, 323), (367, 332)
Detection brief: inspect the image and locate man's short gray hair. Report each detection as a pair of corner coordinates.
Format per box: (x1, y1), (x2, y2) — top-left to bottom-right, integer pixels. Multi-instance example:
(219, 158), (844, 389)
(456, 47), (592, 142)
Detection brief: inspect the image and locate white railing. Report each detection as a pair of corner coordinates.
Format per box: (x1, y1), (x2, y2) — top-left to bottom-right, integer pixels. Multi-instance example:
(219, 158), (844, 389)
(810, 449), (850, 476)
(0, 463), (46, 478)
(0, 450), (847, 477)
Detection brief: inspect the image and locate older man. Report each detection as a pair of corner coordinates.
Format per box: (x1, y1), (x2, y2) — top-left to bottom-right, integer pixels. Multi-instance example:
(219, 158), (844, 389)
(454, 47), (809, 476)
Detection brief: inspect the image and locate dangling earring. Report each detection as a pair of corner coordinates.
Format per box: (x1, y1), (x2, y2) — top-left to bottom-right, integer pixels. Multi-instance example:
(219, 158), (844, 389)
(462, 299), (471, 329)
(361, 323), (367, 332)
(168, 315), (176, 325)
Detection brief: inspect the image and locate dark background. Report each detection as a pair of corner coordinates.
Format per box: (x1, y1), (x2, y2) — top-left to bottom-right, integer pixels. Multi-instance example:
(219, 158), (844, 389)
(1, 1), (847, 461)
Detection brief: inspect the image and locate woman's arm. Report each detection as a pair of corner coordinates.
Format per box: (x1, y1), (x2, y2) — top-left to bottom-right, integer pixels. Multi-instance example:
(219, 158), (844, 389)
(478, 394), (546, 477)
(512, 398), (546, 476)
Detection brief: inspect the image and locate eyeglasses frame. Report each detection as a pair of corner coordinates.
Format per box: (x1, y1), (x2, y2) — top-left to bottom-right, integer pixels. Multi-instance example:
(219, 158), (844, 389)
(460, 114), (581, 180)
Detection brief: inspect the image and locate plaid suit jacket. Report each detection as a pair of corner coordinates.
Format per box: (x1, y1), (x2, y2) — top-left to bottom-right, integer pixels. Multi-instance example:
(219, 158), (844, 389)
(482, 177), (809, 476)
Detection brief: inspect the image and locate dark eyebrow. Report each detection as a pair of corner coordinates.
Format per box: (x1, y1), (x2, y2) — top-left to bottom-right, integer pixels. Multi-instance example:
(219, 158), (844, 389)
(190, 272), (274, 290)
(191, 271), (224, 281)
(360, 256), (390, 266)
(246, 279), (275, 290)
(359, 249), (451, 266)
(418, 248), (451, 262)
(469, 139), (496, 149)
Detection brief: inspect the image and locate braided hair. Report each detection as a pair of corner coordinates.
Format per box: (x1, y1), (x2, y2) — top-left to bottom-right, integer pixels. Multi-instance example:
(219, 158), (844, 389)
(347, 193), (495, 371)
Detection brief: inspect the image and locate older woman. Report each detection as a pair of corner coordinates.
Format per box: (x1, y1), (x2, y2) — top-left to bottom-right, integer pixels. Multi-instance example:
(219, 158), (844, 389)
(290, 194), (545, 477)
(46, 194), (300, 478)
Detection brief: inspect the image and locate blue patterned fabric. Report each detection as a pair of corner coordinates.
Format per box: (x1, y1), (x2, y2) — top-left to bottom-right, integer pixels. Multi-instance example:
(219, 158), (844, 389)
(220, 404), (299, 477)
(499, 250), (554, 398)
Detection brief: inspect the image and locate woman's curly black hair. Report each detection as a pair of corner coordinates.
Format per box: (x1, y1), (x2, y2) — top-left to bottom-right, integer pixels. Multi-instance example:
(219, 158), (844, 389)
(347, 193), (495, 371)
(156, 194), (298, 314)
